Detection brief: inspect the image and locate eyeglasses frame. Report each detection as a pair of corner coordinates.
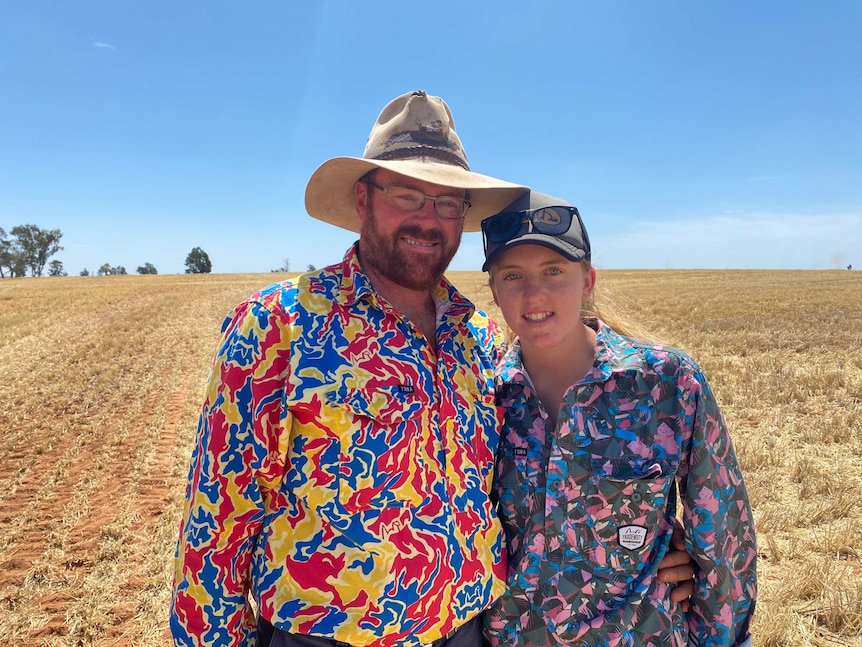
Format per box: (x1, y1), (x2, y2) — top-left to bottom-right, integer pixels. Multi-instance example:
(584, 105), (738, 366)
(364, 180), (472, 219)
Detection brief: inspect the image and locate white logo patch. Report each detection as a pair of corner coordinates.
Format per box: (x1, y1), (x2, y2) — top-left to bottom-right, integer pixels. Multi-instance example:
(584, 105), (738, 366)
(618, 525), (648, 550)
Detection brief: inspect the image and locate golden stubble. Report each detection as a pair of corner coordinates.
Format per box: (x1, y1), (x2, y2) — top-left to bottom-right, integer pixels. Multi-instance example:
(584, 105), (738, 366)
(457, 268), (862, 647)
(0, 269), (860, 646)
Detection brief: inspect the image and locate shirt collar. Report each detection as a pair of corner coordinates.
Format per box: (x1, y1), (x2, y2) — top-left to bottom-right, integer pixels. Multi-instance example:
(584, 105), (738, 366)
(335, 243), (477, 325)
(496, 317), (644, 387)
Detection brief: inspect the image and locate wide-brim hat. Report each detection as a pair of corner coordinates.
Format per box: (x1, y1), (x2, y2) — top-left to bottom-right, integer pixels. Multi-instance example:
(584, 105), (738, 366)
(305, 90), (527, 233)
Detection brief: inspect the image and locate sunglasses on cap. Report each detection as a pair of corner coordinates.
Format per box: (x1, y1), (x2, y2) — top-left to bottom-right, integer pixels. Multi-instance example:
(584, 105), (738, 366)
(481, 204), (591, 271)
(482, 206), (581, 242)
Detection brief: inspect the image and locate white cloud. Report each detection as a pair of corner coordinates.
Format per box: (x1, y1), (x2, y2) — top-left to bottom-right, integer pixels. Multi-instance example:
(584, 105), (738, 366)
(93, 41), (116, 50)
(591, 211), (862, 270)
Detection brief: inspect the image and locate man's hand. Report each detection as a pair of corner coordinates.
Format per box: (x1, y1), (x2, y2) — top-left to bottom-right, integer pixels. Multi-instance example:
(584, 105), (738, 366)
(657, 518), (696, 612)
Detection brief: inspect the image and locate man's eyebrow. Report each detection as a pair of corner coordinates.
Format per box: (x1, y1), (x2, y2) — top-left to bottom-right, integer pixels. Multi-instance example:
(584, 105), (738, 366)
(391, 182), (467, 197)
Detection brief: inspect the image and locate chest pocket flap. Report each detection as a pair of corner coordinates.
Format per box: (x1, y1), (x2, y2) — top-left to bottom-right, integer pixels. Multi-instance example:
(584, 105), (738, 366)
(324, 383), (431, 512)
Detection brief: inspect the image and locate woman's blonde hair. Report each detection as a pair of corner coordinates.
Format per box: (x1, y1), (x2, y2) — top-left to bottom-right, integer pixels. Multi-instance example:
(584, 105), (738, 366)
(579, 260), (654, 341)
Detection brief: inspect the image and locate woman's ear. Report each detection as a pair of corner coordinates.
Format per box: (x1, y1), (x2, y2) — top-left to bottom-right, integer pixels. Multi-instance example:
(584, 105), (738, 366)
(583, 265), (597, 301)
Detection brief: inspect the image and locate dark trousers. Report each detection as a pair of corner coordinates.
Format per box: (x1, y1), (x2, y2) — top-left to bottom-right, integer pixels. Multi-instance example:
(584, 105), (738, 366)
(258, 614), (485, 647)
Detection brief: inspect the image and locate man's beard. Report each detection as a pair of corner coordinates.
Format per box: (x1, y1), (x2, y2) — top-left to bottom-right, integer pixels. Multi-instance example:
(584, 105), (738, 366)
(359, 211), (461, 291)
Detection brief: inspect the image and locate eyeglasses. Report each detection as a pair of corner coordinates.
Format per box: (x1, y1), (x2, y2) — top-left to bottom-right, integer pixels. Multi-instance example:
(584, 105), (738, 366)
(482, 206), (580, 243)
(365, 181), (471, 219)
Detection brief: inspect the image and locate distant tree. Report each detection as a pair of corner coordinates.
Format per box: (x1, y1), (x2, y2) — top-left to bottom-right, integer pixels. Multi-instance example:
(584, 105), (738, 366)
(185, 247), (212, 274)
(48, 260), (67, 277)
(0, 227), (26, 278)
(0, 227), (10, 278)
(137, 262), (158, 275)
(9, 259), (26, 277)
(80, 268), (90, 276)
(10, 224), (63, 277)
(97, 263), (127, 276)
(272, 258), (291, 273)
(307, 264), (317, 272)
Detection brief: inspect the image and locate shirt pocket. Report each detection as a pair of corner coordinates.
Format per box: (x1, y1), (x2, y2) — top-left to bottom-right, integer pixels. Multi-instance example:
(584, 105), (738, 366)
(494, 441), (530, 506)
(581, 459), (673, 573)
(494, 433), (543, 562)
(326, 384), (432, 513)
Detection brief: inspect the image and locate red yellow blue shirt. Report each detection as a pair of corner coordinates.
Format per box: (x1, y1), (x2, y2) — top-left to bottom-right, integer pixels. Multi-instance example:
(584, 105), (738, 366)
(171, 245), (507, 646)
(484, 319), (757, 647)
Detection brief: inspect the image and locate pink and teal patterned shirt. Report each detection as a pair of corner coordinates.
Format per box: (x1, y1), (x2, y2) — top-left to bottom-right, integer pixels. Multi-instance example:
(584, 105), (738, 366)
(484, 319), (757, 647)
(171, 245), (507, 647)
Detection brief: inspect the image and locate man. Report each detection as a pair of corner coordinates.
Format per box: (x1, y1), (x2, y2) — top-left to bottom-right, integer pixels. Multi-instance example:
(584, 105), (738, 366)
(170, 91), (693, 647)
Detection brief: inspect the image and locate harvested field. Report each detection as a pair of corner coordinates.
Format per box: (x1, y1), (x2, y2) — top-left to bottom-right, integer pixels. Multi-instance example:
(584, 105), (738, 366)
(1, 269), (860, 646)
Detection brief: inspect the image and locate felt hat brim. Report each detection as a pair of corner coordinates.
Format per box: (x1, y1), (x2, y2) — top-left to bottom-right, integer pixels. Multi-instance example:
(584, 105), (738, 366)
(305, 156), (527, 233)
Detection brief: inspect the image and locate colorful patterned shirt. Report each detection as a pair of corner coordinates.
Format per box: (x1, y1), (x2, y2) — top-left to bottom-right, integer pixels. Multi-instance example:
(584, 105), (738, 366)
(171, 245), (507, 647)
(484, 319), (756, 647)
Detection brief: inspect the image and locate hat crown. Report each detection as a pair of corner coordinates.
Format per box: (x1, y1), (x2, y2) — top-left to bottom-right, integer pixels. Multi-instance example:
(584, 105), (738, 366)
(304, 90), (527, 234)
(363, 90), (470, 170)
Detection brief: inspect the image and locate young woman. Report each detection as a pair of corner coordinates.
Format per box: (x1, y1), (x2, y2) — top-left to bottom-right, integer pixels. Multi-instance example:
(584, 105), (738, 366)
(480, 191), (756, 647)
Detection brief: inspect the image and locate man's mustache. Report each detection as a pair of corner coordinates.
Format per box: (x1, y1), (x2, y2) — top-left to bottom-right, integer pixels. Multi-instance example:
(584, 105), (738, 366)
(396, 225), (445, 244)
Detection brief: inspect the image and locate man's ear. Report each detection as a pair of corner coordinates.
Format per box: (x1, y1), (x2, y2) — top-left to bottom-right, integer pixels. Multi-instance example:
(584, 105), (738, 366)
(354, 180), (370, 222)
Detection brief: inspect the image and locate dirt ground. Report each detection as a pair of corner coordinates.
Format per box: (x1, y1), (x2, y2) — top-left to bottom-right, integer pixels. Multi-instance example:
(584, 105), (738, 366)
(1, 270), (861, 646)
(0, 273), (271, 645)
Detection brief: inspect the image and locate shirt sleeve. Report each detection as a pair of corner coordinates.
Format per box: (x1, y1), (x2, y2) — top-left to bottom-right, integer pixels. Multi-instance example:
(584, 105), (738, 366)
(170, 299), (290, 646)
(678, 366), (757, 647)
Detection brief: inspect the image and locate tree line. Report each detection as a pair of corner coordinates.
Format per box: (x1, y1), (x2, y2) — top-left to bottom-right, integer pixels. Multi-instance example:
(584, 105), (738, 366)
(1, 225), (215, 277)
(0, 225), (63, 277)
(2, 226), (321, 277)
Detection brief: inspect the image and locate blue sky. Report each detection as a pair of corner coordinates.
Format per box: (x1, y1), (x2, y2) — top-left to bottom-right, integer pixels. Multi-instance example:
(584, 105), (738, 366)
(2, 1), (860, 274)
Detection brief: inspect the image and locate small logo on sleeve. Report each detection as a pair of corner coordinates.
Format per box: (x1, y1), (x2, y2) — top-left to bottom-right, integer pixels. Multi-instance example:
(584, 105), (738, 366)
(618, 525), (648, 550)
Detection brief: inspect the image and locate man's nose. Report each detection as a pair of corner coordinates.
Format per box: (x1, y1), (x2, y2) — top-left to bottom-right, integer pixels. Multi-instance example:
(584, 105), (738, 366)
(416, 197), (441, 219)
